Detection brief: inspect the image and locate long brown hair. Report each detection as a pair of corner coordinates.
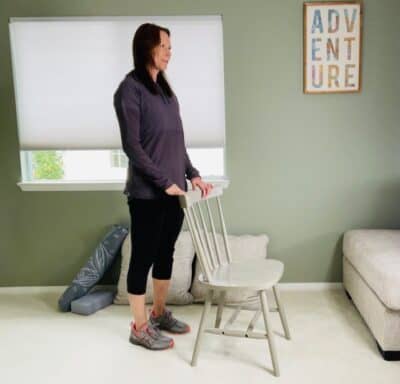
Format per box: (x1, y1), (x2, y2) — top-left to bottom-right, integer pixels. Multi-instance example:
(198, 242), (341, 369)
(132, 23), (173, 97)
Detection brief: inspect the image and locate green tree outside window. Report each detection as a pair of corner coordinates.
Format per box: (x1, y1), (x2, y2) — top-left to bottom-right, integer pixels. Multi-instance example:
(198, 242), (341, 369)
(32, 151), (64, 180)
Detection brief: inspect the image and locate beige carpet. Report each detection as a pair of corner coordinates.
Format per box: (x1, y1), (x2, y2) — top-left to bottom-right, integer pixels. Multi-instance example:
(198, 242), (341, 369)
(0, 286), (399, 383)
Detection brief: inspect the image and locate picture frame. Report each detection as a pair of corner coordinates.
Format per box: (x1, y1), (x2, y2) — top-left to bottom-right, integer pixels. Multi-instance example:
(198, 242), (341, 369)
(303, 1), (363, 94)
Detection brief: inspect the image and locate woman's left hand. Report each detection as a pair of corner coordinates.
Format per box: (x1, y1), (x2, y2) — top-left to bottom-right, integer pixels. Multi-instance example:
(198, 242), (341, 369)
(190, 177), (213, 198)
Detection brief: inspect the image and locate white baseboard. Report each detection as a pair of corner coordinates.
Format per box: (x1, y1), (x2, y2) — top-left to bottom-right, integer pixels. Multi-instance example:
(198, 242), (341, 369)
(0, 283), (344, 293)
(0, 286), (69, 293)
(279, 283), (343, 291)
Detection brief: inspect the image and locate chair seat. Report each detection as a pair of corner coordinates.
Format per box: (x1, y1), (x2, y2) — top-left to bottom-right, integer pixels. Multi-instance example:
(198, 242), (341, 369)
(198, 259), (284, 291)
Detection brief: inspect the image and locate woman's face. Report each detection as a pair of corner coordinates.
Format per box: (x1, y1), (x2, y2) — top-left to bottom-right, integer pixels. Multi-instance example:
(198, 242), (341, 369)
(151, 30), (171, 72)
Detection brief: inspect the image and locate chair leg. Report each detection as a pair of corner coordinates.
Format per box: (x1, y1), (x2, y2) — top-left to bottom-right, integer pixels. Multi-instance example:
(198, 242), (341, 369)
(215, 290), (226, 328)
(191, 289), (213, 367)
(272, 285), (291, 340)
(259, 290), (280, 377)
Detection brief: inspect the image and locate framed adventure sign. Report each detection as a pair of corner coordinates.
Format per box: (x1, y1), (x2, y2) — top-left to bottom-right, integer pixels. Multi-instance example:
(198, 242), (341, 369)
(303, 2), (362, 94)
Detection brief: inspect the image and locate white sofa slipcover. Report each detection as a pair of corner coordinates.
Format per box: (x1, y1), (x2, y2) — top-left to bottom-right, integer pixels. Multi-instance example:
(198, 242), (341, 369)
(343, 229), (400, 360)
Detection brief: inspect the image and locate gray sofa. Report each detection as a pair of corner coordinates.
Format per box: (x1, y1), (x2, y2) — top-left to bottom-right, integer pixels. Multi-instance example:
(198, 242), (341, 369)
(343, 229), (400, 360)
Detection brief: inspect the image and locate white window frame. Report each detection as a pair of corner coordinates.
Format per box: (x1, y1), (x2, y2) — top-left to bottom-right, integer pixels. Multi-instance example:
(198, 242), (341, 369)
(17, 150), (229, 191)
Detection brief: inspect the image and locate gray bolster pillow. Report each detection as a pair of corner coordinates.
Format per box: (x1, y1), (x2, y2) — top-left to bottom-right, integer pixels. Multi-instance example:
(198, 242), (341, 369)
(58, 224), (128, 312)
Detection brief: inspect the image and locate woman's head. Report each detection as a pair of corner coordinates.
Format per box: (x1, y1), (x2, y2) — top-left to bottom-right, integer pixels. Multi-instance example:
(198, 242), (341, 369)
(132, 23), (173, 96)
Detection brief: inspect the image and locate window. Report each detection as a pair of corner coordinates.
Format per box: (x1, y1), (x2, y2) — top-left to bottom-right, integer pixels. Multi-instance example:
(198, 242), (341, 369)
(20, 148), (225, 183)
(110, 150), (128, 169)
(10, 16), (227, 190)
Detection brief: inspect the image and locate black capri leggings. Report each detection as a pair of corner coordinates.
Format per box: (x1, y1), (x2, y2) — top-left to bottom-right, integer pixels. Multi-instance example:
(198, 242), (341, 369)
(127, 195), (184, 295)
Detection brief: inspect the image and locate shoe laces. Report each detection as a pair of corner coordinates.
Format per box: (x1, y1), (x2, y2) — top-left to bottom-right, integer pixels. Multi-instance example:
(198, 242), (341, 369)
(145, 323), (158, 338)
(131, 321), (161, 339)
(151, 309), (178, 328)
(162, 309), (178, 327)
(146, 322), (164, 338)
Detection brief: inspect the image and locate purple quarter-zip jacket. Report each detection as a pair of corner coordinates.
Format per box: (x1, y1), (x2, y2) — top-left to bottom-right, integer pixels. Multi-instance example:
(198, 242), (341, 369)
(113, 70), (200, 200)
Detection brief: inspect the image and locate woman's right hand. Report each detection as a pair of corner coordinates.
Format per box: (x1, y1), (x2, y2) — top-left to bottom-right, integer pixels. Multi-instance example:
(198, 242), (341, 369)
(165, 184), (185, 196)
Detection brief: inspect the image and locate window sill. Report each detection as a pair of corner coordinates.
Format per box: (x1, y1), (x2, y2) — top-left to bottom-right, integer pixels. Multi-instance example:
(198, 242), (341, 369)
(17, 177), (230, 192)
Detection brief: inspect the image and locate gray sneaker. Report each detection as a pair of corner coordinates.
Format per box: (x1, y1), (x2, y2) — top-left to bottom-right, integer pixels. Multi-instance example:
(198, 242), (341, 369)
(129, 321), (174, 350)
(149, 309), (191, 334)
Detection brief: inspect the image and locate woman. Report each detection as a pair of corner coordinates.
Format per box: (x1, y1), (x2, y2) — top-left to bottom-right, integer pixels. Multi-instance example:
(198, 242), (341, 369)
(113, 23), (213, 350)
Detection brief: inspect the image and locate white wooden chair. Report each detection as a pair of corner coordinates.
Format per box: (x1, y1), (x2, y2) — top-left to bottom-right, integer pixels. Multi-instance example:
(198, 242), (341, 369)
(179, 186), (290, 377)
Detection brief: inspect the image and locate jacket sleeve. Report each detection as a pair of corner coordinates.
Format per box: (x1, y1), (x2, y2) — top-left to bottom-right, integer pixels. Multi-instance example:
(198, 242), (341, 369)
(113, 83), (174, 191)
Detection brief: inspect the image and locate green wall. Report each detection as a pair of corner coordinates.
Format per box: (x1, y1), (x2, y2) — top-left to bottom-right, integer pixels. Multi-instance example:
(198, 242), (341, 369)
(1, 0), (399, 286)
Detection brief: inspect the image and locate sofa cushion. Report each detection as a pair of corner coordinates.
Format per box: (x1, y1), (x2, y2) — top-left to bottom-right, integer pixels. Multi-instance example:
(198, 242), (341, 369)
(343, 229), (400, 310)
(114, 231), (195, 305)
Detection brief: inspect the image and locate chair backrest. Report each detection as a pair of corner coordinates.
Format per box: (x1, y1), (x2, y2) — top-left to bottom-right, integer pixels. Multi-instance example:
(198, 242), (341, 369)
(179, 187), (232, 282)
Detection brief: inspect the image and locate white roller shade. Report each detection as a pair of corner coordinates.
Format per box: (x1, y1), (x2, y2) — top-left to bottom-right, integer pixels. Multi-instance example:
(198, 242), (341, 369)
(9, 16), (225, 150)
